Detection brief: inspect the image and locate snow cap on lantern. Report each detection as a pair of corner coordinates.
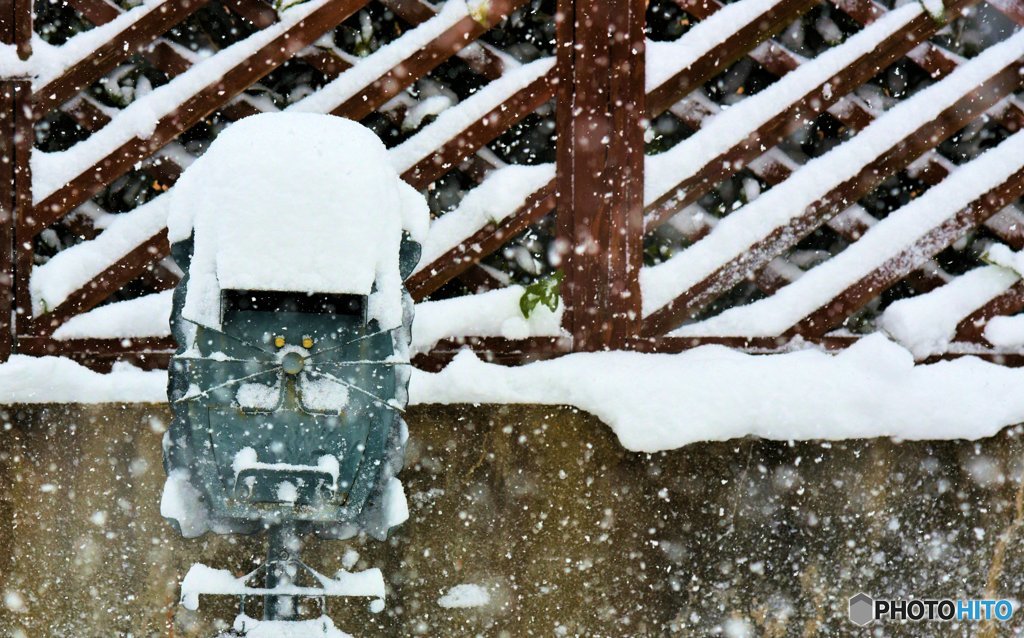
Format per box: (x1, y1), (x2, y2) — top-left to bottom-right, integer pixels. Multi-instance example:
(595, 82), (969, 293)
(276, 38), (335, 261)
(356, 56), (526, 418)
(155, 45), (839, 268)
(167, 113), (429, 332)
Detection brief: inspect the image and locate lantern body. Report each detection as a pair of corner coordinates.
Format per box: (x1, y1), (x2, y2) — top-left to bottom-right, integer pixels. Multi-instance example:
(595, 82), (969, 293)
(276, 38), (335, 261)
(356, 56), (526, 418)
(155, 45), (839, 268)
(163, 237), (418, 540)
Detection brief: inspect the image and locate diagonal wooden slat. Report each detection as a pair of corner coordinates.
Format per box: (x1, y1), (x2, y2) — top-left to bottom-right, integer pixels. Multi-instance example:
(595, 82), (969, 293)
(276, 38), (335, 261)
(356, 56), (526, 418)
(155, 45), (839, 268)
(328, 0), (530, 120)
(954, 280), (1024, 344)
(377, 0), (508, 79)
(407, 0), (823, 299)
(641, 51), (1024, 336)
(34, 0), (212, 115)
(643, 0), (983, 231)
(790, 164), (1024, 337)
(24, 230), (170, 336)
(401, 69), (555, 189)
(676, 0), (1014, 280)
(652, 0), (819, 116)
(407, 182), (555, 300)
(28, 0), (373, 236)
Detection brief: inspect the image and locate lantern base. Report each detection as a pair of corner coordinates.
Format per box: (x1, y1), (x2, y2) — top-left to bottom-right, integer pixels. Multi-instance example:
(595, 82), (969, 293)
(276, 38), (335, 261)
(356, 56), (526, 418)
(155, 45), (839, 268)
(216, 614), (353, 638)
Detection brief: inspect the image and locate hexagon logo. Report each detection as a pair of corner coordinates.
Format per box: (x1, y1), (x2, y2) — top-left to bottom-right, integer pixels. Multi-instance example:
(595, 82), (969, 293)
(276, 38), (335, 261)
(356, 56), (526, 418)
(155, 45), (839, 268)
(849, 593), (874, 626)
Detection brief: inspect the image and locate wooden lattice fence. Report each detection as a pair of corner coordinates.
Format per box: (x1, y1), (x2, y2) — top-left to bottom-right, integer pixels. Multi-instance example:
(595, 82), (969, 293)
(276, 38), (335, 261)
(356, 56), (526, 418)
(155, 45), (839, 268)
(0, 0), (1023, 370)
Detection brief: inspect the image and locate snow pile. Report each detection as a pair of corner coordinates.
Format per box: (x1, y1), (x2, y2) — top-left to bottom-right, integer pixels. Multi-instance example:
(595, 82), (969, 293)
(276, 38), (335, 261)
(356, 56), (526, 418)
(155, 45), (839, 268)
(230, 447), (342, 487)
(6, 336), (1024, 452)
(437, 583), (490, 609)
(412, 334), (1024, 452)
(299, 374), (350, 413)
(880, 265), (1018, 358)
(235, 380), (281, 411)
(52, 290), (173, 340)
(167, 113), (428, 332)
(412, 286), (564, 353)
(381, 476), (409, 529)
(0, 355), (166, 403)
(161, 469), (209, 537)
(985, 316), (1024, 348)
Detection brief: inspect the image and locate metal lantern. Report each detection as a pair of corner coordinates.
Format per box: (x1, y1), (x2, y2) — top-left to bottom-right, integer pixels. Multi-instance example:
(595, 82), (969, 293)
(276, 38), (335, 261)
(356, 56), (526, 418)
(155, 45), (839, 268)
(163, 235), (419, 538)
(158, 114), (427, 627)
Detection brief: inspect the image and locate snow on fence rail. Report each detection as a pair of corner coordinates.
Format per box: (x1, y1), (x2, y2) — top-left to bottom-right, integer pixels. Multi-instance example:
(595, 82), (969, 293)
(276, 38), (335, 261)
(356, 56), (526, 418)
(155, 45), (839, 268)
(0, 0), (1022, 372)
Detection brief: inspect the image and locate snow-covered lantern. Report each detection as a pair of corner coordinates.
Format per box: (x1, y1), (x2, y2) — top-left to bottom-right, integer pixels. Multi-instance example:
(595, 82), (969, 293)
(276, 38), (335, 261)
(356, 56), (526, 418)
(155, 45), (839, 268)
(160, 114), (428, 623)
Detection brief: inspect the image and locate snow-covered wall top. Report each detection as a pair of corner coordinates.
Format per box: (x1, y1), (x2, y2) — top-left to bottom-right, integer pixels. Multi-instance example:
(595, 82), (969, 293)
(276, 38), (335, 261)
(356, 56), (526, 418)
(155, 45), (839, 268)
(167, 113), (429, 330)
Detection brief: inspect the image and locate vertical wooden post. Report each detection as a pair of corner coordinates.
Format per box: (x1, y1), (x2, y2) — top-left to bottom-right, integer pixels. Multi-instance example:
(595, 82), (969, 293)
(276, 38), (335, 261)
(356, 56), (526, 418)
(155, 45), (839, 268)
(555, 0), (646, 351)
(0, 0), (32, 361)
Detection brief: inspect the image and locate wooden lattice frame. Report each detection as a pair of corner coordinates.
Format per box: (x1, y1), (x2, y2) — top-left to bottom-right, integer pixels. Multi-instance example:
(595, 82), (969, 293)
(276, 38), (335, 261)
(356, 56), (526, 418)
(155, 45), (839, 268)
(0, 0), (1021, 371)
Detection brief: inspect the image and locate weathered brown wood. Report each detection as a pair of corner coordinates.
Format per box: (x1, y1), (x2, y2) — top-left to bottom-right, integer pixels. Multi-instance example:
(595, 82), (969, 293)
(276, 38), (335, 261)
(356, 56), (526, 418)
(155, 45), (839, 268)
(66, 0), (122, 25)
(64, 96), (113, 131)
(222, 0), (278, 28)
(652, 0), (818, 116)
(625, 334), (859, 353)
(953, 281), (1024, 345)
(19, 335), (177, 354)
(300, 47), (353, 78)
(330, 0), (528, 120)
(642, 56), (1024, 337)
(675, 0), (978, 288)
(407, 0), (830, 301)
(402, 69), (555, 189)
(555, 0), (645, 351)
(987, 0), (1024, 25)
(644, 0), (982, 231)
(24, 231), (170, 337)
(378, 0), (507, 79)
(17, 336), (175, 371)
(412, 335), (571, 371)
(407, 182), (556, 300)
(30, 0), (373, 235)
(377, 0), (434, 24)
(1, 0), (32, 59)
(0, 83), (14, 360)
(789, 165), (1024, 337)
(10, 79), (31, 356)
(34, 0), (212, 115)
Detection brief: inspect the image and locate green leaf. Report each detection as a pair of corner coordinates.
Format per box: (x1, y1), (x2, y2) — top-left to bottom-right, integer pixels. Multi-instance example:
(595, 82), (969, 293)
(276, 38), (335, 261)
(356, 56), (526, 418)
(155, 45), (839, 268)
(519, 271), (564, 318)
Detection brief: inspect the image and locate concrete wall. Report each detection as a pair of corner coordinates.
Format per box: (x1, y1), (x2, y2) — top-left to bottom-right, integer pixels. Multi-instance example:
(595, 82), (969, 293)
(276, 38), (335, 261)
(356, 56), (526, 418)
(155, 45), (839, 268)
(1, 403), (1022, 636)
